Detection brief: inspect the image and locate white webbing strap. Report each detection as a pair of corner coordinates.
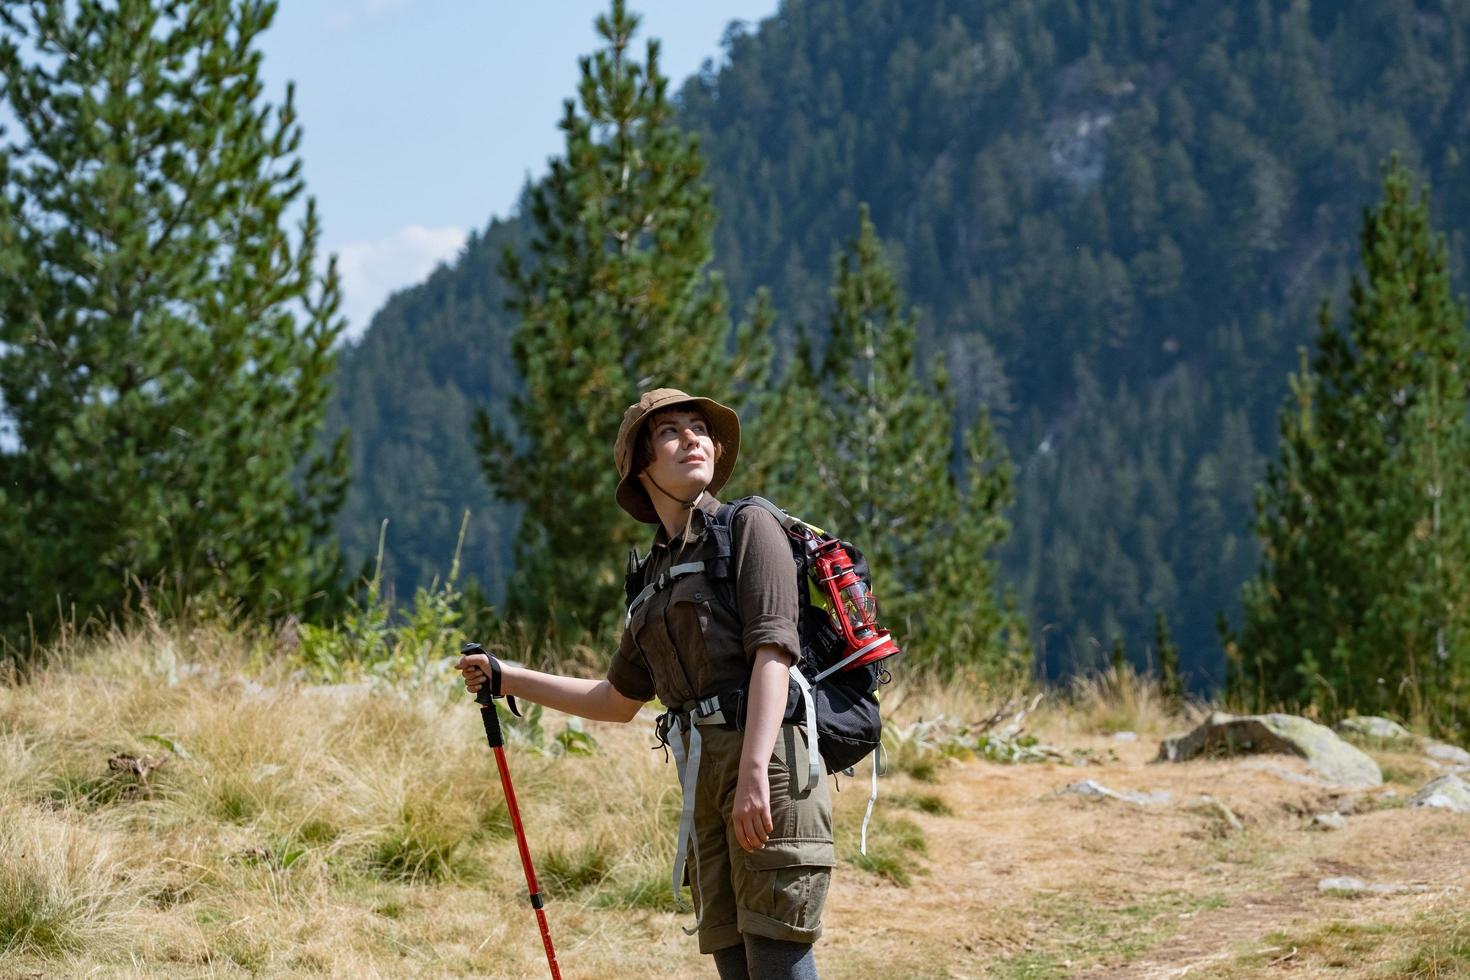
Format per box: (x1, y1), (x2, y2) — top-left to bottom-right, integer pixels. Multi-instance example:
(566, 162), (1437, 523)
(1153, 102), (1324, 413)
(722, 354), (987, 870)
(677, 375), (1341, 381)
(739, 495), (809, 533)
(788, 665), (820, 793)
(812, 631), (893, 682)
(668, 718), (704, 933)
(859, 743), (882, 856)
(625, 561), (706, 625)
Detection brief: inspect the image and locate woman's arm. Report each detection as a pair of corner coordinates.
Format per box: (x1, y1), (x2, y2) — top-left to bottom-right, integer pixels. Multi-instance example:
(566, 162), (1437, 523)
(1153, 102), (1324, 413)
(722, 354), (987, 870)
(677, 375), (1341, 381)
(455, 653), (645, 724)
(731, 643), (794, 852)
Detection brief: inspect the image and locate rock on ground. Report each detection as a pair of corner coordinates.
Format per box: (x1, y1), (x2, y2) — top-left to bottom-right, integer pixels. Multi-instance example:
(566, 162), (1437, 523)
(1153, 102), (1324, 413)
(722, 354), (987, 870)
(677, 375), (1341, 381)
(1157, 712), (1382, 788)
(1334, 715), (1414, 744)
(1059, 778), (1171, 806)
(1317, 876), (1431, 896)
(1423, 741), (1470, 768)
(1410, 774), (1470, 813)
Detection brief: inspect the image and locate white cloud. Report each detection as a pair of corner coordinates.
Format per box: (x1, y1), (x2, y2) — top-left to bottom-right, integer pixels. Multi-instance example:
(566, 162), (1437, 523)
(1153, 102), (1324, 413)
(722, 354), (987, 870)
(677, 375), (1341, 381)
(325, 0), (409, 32)
(333, 224), (467, 342)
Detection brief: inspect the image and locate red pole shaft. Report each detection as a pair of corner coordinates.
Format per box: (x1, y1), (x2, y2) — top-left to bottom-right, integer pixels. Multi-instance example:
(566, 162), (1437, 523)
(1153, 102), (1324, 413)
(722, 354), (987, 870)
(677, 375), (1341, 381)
(492, 743), (562, 980)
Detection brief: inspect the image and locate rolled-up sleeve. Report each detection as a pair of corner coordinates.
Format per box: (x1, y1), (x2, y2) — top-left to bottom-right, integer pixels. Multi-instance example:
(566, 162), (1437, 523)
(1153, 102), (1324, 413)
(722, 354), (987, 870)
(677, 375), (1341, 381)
(732, 506), (802, 665)
(606, 626), (656, 702)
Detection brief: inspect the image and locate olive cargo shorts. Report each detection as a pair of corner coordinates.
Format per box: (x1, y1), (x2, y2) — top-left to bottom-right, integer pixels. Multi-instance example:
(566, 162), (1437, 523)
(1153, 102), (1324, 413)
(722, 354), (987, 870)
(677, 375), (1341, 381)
(684, 722), (834, 954)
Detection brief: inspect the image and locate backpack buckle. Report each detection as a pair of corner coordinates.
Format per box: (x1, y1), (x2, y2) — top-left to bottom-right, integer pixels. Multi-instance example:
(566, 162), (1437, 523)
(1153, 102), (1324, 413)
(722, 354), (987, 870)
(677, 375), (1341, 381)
(695, 694), (721, 718)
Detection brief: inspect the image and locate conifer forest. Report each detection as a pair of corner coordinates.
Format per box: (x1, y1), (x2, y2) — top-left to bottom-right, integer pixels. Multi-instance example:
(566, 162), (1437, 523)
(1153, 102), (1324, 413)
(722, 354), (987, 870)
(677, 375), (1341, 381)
(6, 0), (1470, 739)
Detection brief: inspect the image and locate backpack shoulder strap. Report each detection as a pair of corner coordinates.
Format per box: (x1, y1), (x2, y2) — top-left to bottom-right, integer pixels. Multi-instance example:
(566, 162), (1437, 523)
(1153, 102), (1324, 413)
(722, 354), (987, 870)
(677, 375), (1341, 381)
(709, 496), (811, 617)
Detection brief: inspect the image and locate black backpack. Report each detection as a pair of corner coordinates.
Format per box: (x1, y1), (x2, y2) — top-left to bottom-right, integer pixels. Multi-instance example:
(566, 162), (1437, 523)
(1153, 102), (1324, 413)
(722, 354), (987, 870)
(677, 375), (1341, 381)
(625, 496), (888, 774)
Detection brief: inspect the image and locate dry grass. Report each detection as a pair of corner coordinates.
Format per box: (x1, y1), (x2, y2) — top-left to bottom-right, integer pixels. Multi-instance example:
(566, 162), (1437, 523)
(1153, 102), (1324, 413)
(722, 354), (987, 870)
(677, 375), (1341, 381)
(1056, 663), (1204, 737)
(2, 624), (1468, 978)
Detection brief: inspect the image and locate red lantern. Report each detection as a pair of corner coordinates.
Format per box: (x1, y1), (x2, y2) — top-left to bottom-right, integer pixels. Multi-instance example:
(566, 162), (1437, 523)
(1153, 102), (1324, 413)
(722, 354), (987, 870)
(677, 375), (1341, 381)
(808, 536), (900, 675)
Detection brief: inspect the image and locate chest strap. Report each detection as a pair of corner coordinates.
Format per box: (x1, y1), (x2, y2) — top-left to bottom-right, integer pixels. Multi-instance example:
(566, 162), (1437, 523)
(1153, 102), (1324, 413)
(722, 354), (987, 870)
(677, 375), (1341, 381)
(624, 560), (706, 626)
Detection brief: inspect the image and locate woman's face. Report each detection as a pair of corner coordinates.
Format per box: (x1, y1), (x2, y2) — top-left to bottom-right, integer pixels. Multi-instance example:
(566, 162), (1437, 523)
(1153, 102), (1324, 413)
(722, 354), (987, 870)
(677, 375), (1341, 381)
(638, 410), (716, 499)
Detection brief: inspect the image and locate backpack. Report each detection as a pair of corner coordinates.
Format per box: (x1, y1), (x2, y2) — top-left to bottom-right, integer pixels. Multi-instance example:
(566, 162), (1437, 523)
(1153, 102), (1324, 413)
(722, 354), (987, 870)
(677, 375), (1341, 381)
(624, 495), (893, 775)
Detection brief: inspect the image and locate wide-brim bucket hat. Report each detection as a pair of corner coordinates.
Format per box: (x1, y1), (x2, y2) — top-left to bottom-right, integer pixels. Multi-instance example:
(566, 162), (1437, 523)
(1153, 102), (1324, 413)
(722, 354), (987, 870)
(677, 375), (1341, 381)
(615, 388), (740, 524)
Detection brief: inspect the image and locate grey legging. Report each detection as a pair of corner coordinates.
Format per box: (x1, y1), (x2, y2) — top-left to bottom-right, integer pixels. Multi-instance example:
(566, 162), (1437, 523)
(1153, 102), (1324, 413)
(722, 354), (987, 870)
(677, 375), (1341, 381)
(712, 935), (819, 980)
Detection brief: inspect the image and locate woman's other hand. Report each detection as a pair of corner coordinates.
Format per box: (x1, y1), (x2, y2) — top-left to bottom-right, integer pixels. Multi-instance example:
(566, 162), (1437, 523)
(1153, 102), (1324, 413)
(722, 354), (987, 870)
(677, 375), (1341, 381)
(732, 767), (773, 852)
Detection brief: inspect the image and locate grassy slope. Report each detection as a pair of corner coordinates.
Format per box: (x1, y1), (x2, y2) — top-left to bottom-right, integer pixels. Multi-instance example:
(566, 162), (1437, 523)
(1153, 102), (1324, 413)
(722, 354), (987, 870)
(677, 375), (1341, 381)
(1, 627), (1468, 978)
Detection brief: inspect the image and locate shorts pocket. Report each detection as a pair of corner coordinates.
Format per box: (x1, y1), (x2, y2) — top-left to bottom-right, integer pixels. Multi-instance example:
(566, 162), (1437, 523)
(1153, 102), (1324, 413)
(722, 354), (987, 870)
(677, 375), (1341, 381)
(744, 837), (836, 872)
(737, 838), (834, 940)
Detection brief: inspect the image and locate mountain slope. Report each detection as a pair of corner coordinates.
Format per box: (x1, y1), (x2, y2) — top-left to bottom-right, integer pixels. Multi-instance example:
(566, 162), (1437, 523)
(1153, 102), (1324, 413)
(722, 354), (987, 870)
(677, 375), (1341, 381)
(328, 0), (1470, 684)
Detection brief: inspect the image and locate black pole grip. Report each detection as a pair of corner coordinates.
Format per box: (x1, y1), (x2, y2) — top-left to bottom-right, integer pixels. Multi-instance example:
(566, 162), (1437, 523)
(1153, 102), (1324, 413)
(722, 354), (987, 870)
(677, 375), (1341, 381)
(478, 686), (505, 748)
(462, 641), (522, 716)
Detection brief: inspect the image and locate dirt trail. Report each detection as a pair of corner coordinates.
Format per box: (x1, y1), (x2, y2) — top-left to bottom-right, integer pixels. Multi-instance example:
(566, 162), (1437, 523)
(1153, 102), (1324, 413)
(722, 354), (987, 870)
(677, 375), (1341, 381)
(817, 731), (1470, 979)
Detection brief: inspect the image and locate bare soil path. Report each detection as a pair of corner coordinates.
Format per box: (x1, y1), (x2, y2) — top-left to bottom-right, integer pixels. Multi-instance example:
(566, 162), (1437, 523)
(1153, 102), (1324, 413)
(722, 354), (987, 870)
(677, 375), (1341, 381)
(816, 732), (1470, 979)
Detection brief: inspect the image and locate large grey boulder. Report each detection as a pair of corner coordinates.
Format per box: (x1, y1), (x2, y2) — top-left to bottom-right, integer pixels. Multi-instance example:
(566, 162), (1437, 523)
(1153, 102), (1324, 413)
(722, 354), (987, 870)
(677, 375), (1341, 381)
(1157, 712), (1382, 788)
(1410, 774), (1470, 813)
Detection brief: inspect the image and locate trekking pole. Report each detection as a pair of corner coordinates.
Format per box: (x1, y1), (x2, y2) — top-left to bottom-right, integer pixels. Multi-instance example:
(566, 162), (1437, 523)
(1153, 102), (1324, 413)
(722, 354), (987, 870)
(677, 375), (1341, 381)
(462, 642), (562, 980)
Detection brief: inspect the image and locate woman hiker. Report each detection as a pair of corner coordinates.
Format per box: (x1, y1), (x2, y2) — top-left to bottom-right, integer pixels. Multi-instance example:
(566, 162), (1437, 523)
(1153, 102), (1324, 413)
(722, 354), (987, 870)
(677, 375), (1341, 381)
(456, 388), (832, 980)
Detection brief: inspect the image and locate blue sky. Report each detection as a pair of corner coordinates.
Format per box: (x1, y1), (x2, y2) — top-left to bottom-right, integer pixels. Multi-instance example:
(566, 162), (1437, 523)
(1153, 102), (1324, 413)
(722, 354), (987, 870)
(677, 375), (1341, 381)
(258, 1), (781, 339)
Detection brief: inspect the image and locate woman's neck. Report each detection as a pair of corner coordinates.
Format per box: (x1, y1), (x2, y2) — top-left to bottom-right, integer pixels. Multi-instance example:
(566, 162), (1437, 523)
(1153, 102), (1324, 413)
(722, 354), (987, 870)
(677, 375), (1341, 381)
(653, 488), (705, 540)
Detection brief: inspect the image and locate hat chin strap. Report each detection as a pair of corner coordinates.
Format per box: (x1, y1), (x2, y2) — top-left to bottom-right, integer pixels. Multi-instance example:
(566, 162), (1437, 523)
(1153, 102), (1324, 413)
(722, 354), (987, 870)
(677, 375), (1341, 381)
(644, 473), (706, 510)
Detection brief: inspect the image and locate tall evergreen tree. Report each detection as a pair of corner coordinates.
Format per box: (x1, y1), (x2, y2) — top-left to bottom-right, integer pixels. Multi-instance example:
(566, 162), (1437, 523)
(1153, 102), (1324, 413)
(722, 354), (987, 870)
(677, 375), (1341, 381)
(0, 0), (347, 650)
(771, 206), (1025, 678)
(1154, 610), (1182, 705)
(1230, 161), (1470, 737)
(475, 0), (757, 637)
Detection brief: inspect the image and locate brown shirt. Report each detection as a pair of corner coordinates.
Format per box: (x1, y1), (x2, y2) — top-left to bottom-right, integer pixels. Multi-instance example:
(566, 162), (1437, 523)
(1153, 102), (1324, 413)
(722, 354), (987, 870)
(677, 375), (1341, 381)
(607, 495), (801, 707)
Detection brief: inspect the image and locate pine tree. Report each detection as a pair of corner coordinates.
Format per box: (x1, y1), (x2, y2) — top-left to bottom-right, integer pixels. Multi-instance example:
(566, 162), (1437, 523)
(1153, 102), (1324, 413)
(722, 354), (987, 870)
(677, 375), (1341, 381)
(1232, 161), (1470, 737)
(474, 0), (760, 638)
(771, 206), (1025, 678)
(1110, 633), (1128, 678)
(1155, 610), (1182, 705)
(0, 0), (347, 651)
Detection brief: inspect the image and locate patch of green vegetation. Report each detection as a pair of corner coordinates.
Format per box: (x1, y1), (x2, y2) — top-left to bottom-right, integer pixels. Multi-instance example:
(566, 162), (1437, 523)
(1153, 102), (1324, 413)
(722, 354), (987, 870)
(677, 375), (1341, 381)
(538, 839), (614, 898)
(294, 817), (339, 846)
(897, 753), (940, 782)
(591, 872), (682, 911)
(0, 877), (84, 957)
(1391, 931), (1470, 976)
(1203, 830), (1268, 866)
(474, 800), (512, 840)
(210, 780), (263, 824)
(1379, 759), (1436, 787)
(993, 890), (1229, 976)
(991, 953), (1067, 980)
(367, 802), (470, 883)
(213, 930), (271, 972)
(43, 768), (134, 810)
(888, 791), (953, 816)
(1229, 913), (1470, 977)
(1234, 922), (1393, 969)
(840, 814), (927, 886)
(850, 849), (914, 886)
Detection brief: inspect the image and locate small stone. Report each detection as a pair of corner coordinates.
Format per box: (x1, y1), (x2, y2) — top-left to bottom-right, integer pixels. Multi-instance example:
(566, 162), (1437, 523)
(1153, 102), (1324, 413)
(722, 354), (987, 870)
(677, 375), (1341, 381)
(1112, 731), (1138, 743)
(1190, 794), (1244, 832)
(1312, 812), (1347, 831)
(1319, 876), (1367, 893)
(1318, 877), (1428, 896)
(1059, 779), (1171, 806)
